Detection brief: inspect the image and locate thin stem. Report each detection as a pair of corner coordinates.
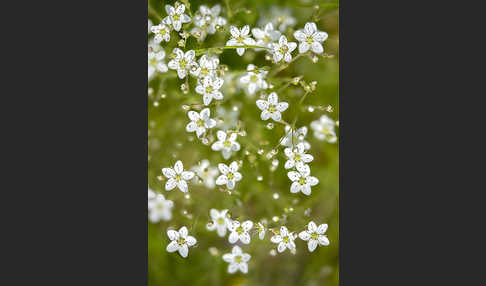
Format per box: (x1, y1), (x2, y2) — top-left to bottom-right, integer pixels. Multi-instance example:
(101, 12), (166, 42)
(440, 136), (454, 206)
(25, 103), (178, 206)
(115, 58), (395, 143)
(269, 54), (304, 77)
(299, 91), (311, 105)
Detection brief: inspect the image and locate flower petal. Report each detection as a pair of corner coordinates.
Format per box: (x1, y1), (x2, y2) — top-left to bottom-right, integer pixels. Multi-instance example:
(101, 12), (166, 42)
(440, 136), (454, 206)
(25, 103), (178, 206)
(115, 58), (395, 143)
(239, 263), (248, 274)
(290, 182), (301, 193)
(308, 221), (317, 232)
(217, 130), (226, 141)
(188, 111), (199, 121)
(268, 92), (278, 104)
(271, 235), (282, 243)
(181, 171), (194, 180)
(165, 178), (177, 190)
(230, 26), (239, 37)
(162, 168), (175, 178)
(240, 233), (250, 244)
(270, 111), (281, 121)
(299, 42), (310, 54)
(304, 22), (317, 35)
(298, 231), (311, 241)
(280, 226), (288, 236)
(179, 226), (188, 237)
(228, 231), (239, 243)
(317, 223), (328, 234)
(277, 102), (289, 112)
(256, 100), (268, 111)
(166, 241), (179, 252)
(261, 110), (271, 120)
(216, 175), (228, 185)
(308, 239), (318, 252)
(178, 244), (188, 258)
(228, 263), (238, 273)
(313, 31), (328, 42)
(311, 42), (324, 54)
(167, 229), (179, 240)
(186, 236), (197, 246)
(294, 30), (306, 42)
(222, 253), (234, 262)
(277, 242), (286, 253)
(218, 163), (229, 174)
(287, 171), (300, 181)
(318, 235), (330, 246)
(242, 220), (253, 231)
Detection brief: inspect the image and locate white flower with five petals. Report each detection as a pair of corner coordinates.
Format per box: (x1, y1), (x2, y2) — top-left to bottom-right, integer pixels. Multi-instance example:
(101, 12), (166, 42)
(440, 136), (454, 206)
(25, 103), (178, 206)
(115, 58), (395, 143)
(284, 142), (314, 169)
(298, 221), (330, 252)
(310, 115), (337, 143)
(192, 55), (219, 79)
(222, 246), (251, 274)
(148, 193), (174, 222)
(150, 23), (171, 43)
(191, 159), (218, 188)
(162, 160), (195, 193)
(270, 226), (297, 253)
(216, 161), (242, 190)
(166, 226), (197, 258)
(270, 35), (297, 63)
(195, 76), (224, 105)
(228, 220), (253, 244)
(239, 64), (268, 95)
(211, 130), (240, 159)
(251, 22), (281, 49)
(256, 92), (288, 121)
(281, 126), (311, 150)
(168, 48), (197, 79)
(148, 50), (168, 80)
(287, 164), (319, 195)
(185, 108), (216, 137)
(226, 25), (256, 56)
(293, 22), (328, 54)
(207, 208), (230, 237)
(191, 5), (227, 41)
(163, 2), (191, 32)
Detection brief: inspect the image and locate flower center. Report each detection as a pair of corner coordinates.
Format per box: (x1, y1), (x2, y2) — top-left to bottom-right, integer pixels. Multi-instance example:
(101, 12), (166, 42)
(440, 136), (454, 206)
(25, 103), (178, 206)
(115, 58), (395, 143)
(156, 204), (164, 210)
(236, 36), (244, 43)
(179, 59), (186, 69)
(294, 154), (301, 161)
(205, 86), (213, 94)
(223, 140), (232, 148)
(311, 232), (319, 240)
(217, 217), (225, 225)
(306, 36), (314, 44)
(321, 126), (331, 134)
(197, 119), (205, 127)
(236, 226), (244, 234)
(201, 67), (209, 75)
(227, 172), (234, 180)
(234, 255), (243, 263)
(282, 236), (290, 243)
(263, 35), (271, 43)
(175, 174), (182, 181)
(150, 58), (157, 65)
(268, 104), (277, 113)
(173, 14), (180, 21)
(279, 45), (288, 54)
(160, 29), (167, 35)
(250, 75), (258, 82)
(298, 177), (307, 185)
(176, 237), (186, 246)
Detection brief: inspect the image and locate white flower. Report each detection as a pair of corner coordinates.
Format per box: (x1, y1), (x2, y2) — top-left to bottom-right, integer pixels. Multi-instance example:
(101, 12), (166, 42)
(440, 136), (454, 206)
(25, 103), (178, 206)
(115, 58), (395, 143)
(186, 108), (216, 137)
(192, 55), (219, 79)
(298, 221), (330, 252)
(211, 130), (240, 159)
(281, 126), (311, 150)
(284, 142), (314, 170)
(163, 2), (191, 32)
(216, 161), (242, 190)
(252, 22), (281, 49)
(222, 246), (251, 274)
(226, 25), (256, 56)
(287, 164), (319, 195)
(168, 48), (197, 79)
(310, 115), (337, 143)
(239, 64), (268, 95)
(261, 6), (296, 32)
(148, 38), (162, 52)
(294, 22), (328, 54)
(256, 92), (288, 121)
(162, 160), (195, 193)
(270, 35), (297, 63)
(207, 208), (230, 237)
(151, 23), (171, 43)
(228, 220), (253, 244)
(166, 226), (197, 258)
(148, 193), (174, 222)
(257, 222), (266, 240)
(216, 106), (239, 131)
(270, 226), (297, 253)
(195, 76), (224, 105)
(148, 50), (168, 80)
(191, 159), (218, 188)
(191, 5), (227, 41)
(148, 187), (156, 201)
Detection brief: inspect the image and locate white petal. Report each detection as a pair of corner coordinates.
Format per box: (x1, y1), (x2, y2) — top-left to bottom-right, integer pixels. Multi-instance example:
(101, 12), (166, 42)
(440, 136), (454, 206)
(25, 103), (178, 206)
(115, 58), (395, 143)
(241, 25), (250, 36)
(308, 176), (319, 186)
(268, 92), (278, 104)
(313, 31), (328, 42)
(299, 42), (310, 54)
(317, 224), (328, 234)
(166, 241), (179, 252)
(304, 22), (317, 35)
(174, 160), (183, 174)
(287, 171), (300, 181)
(230, 142), (240, 151)
(218, 163), (229, 174)
(173, 21), (182, 31)
(294, 30), (306, 42)
(308, 239), (318, 252)
(210, 208), (219, 219)
(311, 42), (324, 54)
(244, 38), (256, 45)
(242, 253), (251, 262)
(284, 52), (292, 62)
(177, 68), (187, 79)
(217, 130), (226, 141)
(270, 111), (281, 121)
(260, 110), (271, 120)
(280, 226), (288, 236)
(162, 168), (175, 178)
(302, 154), (314, 163)
(181, 171), (194, 180)
(226, 180), (235, 189)
(177, 180), (188, 193)
(298, 231), (311, 241)
(236, 48), (245, 56)
(165, 178), (177, 190)
(215, 175), (228, 185)
(288, 42), (297, 52)
(230, 26), (239, 37)
(222, 253), (234, 263)
(278, 35), (287, 46)
(206, 119), (216, 128)
(284, 160), (295, 169)
(178, 244), (188, 258)
(273, 52), (283, 62)
(185, 50), (195, 61)
(186, 122), (197, 132)
(239, 263), (248, 274)
(228, 231), (239, 243)
(284, 148), (293, 158)
(200, 108), (210, 119)
(211, 141), (223, 151)
(318, 235), (330, 246)
(188, 111), (199, 121)
(240, 233), (250, 244)
(277, 242), (287, 253)
(271, 235), (282, 243)
(203, 94), (212, 106)
(175, 4), (185, 14)
(179, 226), (188, 237)
(186, 236), (197, 246)
(167, 230), (179, 240)
(290, 182), (301, 193)
(308, 221), (317, 232)
(222, 149), (232, 160)
(195, 85), (205, 95)
(277, 102), (289, 112)
(216, 225), (227, 237)
(301, 185), (311, 195)
(228, 263), (238, 273)
(229, 161), (239, 172)
(242, 220), (253, 231)
(233, 172), (242, 181)
(297, 164), (310, 176)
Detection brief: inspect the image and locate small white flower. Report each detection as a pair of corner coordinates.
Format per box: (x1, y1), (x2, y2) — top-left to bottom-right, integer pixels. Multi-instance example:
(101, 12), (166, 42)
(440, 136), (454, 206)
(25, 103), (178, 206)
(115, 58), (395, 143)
(310, 115), (337, 143)
(148, 50), (168, 80)
(239, 64), (268, 95)
(207, 208), (230, 237)
(257, 222), (266, 240)
(281, 126), (311, 150)
(256, 92), (288, 121)
(294, 22), (328, 54)
(216, 106), (239, 131)
(211, 130), (240, 159)
(298, 221), (330, 252)
(195, 76), (224, 105)
(186, 108), (216, 137)
(228, 220), (253, 244)
(162, 160), (195, 193)
(263, 6), (297, 32)
(163, 2), (191, 32)
(287, 164), (319, 196)
(192, 55), (219, 79)
(148, 193), (174, 222)
(284, 142), (314, 170)
(148, 187), (156, 201)
(270, 35), (297, 63)
(216, 161), (242, 190)
(168, 48), (197, 79)
(191, 159), (218, 188)
(166, 226), (197, 258)
(148, 38), (162, 53)
(226, 25), (256, 56)
(191, 5), (227, 41)
(252, 22), (281, 49)
(222, 246), (251, 274)
(151, 23), (171, 43)
(270, 226), (297, 253)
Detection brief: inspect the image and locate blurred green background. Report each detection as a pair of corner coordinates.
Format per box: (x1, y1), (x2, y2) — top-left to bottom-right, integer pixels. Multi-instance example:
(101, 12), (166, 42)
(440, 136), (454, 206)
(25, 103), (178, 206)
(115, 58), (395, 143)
(148, 0), (339, 285)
